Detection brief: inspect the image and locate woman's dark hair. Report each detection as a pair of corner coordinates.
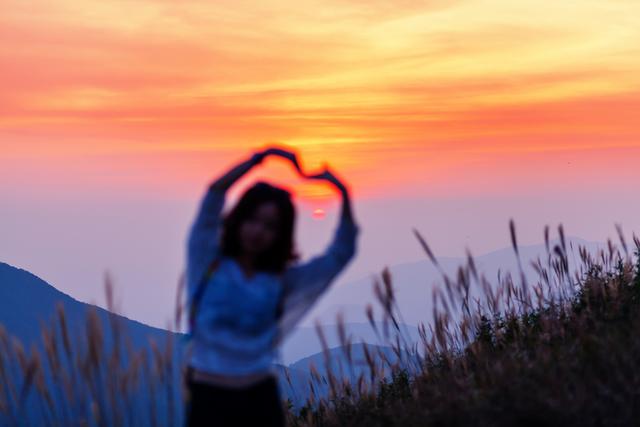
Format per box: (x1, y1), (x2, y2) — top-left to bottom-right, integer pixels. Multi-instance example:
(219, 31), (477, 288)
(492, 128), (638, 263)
(219, 180), (299, 274)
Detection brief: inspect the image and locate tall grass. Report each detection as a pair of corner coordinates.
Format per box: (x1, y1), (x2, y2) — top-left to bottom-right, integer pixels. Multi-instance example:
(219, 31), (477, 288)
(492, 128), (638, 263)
(286, 222), (640, 426)
(1, 221), (639, 426)
(0, 273), (185, 427)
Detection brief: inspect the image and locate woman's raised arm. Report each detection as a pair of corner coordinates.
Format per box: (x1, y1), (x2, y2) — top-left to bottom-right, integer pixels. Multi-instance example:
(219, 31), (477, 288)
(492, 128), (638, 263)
(276, 174), (360, 343)
(209, 151), (265, 193)
(186, 150), (266, 294)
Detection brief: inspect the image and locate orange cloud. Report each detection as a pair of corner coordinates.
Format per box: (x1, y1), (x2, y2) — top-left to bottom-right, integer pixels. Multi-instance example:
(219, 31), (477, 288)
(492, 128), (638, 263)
(1, 0), (639, 202)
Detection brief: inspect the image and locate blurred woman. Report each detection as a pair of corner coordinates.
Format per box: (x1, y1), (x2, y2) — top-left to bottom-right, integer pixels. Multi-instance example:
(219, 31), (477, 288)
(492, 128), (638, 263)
(184, 146), (360, 426)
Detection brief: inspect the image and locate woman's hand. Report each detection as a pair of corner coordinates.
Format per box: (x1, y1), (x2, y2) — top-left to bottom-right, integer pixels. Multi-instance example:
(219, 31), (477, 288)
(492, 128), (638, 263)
(255, 146), (348, 194)
(305, 164), (347, 193)
(210, 147), (293, 192)
(256, 146), (305, 176)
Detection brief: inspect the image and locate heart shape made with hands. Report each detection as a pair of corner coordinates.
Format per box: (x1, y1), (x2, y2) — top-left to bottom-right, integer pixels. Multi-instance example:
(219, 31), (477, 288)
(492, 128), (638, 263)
(260, 146), (346, 192)
(291, 159), (325, 180)
(290, 159), (339, 189)
(265, 148), (331, 181)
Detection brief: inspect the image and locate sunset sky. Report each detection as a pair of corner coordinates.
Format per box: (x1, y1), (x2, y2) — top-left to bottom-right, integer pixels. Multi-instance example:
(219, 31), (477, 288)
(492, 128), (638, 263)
(1, 0), (639, 328)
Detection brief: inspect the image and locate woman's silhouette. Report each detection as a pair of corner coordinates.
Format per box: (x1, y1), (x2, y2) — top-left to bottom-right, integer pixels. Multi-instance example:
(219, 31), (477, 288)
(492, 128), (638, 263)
(184, 146), (360, 426)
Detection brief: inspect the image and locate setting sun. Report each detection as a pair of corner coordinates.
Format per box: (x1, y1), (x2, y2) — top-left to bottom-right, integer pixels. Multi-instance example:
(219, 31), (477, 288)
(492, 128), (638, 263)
(312, 208), (326, 220)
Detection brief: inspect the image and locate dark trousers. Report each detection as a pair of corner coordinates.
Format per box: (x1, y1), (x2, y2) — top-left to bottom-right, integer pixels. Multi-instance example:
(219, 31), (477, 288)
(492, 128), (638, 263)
(184, 369), (286, 427)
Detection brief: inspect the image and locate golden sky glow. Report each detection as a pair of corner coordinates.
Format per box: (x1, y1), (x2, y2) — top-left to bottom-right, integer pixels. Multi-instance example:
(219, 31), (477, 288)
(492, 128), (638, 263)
(2, 0), (639, 203)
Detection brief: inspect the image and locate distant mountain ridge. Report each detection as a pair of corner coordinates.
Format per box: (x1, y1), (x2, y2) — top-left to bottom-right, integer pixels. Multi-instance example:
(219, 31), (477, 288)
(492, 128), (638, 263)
(302, 235), (608, 327)
(0, 261), (170, 346)
(0, 260), (413, 412)
(0, 235), (614, 419)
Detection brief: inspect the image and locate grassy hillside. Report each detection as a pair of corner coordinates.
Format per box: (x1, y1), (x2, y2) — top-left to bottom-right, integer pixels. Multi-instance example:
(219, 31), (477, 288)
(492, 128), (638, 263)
(285, 224), (640, 426)
(1, 222), (638, 426)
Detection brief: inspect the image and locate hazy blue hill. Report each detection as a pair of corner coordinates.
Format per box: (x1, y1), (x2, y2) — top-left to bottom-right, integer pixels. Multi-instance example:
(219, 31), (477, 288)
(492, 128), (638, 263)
(281, 342), (421, 406)
(1, 261), (411, 415)
(290, 343), (420, 379)
(0, 261), (185, 425)
(307, 236), (607, 326)
(281, 322), (421, 364)
(0, 261), (171, 347)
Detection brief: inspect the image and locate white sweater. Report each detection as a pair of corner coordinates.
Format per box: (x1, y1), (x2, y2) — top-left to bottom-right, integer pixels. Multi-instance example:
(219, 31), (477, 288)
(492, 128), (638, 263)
(185, 185), (360, 376)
